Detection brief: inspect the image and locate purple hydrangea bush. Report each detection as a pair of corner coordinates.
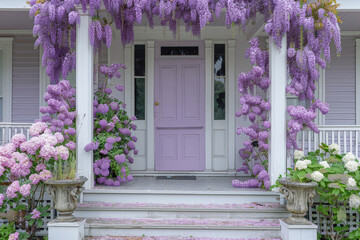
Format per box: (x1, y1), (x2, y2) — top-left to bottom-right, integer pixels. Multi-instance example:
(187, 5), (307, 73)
(85, 62), (138, 186)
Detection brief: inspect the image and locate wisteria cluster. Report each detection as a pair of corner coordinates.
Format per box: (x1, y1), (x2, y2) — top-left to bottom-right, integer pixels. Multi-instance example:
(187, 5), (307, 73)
(29, 0), (278, 83)
(234, 0), (340, 189)
(85, 62), (138, 186)
(29, 0), (79, 83)
(234, 38), (271, 189)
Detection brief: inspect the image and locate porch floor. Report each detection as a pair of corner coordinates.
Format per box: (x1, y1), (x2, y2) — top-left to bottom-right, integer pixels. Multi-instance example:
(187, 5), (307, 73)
(93, 176), (265, 192)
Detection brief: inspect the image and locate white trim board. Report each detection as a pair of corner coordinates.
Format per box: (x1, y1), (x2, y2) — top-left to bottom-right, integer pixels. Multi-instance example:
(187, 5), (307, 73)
(356, 39), (360, 125)
(0, 37), (13, 122)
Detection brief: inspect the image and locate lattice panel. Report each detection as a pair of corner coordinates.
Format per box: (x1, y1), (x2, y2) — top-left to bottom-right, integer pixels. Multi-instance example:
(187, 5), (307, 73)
(0, 193), (55, 236)
(308, 203), (360, 236)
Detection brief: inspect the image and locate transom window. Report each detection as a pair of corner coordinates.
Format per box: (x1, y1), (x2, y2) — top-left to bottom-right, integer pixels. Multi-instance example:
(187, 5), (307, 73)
(160, 46), (199, 56)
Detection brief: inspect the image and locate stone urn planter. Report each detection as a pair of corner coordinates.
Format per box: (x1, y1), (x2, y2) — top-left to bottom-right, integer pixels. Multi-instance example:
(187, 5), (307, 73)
(46, 176), (87, 222)
(279, 178), (317, 224)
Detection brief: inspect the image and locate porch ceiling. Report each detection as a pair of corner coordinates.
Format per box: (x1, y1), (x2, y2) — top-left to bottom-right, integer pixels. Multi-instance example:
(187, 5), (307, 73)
(339, 12), (360, 31)
(0, 11), (33, 30)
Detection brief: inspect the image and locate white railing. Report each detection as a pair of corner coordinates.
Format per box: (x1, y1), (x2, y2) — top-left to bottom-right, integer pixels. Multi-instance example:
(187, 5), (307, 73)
(287, 125), (360, 168)
(0, 122), (32, 146)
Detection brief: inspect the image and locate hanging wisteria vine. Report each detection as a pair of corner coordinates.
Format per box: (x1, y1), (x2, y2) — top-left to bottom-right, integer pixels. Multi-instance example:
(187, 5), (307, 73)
(29, 0), (341, 190)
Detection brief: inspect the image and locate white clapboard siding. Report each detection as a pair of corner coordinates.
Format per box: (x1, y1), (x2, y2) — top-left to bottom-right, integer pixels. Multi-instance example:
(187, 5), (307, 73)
(325, 37), (356, 125)
(12, 35), (40, 123)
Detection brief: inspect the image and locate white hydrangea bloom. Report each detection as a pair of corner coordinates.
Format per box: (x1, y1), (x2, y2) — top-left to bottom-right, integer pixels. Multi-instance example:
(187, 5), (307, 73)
(345, 161), (359, 173)
(329, 143), (340, 154)
(295, 160), (308, 170)
(319, 161), (330, 168)
(349, 194), (360, 209)
(304, 159), (312, 165)
(342, 152), (356, 163)
(294, 150), (304, 160)
(311, 171), (324, 182)
(347, 177), (357, 187)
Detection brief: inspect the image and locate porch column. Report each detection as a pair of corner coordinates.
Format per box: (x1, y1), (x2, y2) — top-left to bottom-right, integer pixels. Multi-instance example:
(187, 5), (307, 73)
(76, 10), (94, 189)
(269, 35), (287, 185)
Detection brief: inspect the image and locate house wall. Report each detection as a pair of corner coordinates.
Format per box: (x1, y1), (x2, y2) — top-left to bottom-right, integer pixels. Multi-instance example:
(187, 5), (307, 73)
(325, 37), (357, 125)
(7, 35), (39, 123)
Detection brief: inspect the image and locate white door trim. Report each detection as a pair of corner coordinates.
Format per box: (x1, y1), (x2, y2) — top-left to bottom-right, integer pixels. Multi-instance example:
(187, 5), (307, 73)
(146, 40), (155, 170)
(0, 37), (13, 122)
(205, 40), (213, 171)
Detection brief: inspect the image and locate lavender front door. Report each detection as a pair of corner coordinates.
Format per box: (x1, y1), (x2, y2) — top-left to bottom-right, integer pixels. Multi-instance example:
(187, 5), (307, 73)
(155, 59), (205, 171)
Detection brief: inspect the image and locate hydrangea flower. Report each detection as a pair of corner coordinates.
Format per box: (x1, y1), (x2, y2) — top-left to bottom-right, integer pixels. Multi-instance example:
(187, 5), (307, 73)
(295, 160), (308, 170)
(8, 232), (19, 240)
(30, 209), (41, 219)
(347, 178), (357, 188)
(311, 171), (324, 182)
(345, 161), (359, 173)
(349, 194), (360, 209)
(329, 143), (340, 154)
(342, 152), (356, 163)
(319, 161), (330, 169)
(294, 150), (304, 160)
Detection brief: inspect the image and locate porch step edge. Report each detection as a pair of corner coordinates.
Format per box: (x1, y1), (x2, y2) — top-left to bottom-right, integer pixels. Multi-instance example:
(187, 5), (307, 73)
(86, 218), (280, 230)
(85, 188), (280, 196)
(76, 201), (287, 213)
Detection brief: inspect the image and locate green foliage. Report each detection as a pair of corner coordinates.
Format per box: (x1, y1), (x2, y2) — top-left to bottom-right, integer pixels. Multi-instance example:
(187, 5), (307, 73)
(276, 143), (360, 240)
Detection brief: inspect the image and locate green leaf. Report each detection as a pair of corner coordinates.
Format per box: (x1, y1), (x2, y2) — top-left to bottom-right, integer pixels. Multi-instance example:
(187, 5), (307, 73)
(298, 171), (307, 180)
(37, 218), (44, 228)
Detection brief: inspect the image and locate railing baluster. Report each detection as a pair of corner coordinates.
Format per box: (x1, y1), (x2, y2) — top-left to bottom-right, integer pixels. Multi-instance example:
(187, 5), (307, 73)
(349, 131), (353, 153)
(8, 127), (11, 144)
(308, 130), (311, 152)
(314, 132), (318, 150)
(326, 131), (329, 145)
(302, 131), (305, 151)
(331, 130), (335, 145)
(1, 127), (4, 146)
(356, 131), (359, 157)
(344, 131), (347, 154)
(337, 131), (341, 153)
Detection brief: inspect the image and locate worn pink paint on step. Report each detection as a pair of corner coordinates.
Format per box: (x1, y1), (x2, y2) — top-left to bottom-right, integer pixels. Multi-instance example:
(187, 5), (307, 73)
(154, 59), (205, 171)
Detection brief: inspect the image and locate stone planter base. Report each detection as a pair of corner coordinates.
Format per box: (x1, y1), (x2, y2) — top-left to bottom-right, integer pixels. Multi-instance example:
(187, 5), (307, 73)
(280, 219), (317, 240)
(48, 218), (85, 240)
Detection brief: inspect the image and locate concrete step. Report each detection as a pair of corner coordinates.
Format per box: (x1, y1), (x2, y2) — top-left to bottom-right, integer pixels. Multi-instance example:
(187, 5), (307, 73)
(83, 188), (280, 204)
(85, 217), (281, 238)
(75, 201), (290, 219)
(85, 236), (281, 240)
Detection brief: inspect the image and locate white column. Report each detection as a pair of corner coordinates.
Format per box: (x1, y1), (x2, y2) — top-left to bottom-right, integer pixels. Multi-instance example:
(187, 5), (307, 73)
(269, 36), (287, 185)
(227, 40), (236, 170)
(146, 41), (155, 170)
(204, 40), (213, 171)
(356, 39), (360, 125)
(76, 11), (94, 189)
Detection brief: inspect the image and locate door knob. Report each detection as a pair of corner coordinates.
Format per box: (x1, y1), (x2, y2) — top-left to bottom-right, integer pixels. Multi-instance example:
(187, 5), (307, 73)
(155, 101), (159, 106)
